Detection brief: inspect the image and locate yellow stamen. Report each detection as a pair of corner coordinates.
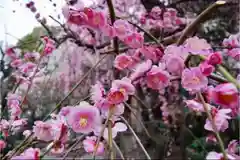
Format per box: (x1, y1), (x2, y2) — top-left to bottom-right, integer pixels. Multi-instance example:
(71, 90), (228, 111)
(79, 117), (88, 127)
(119, 88), (125, 93)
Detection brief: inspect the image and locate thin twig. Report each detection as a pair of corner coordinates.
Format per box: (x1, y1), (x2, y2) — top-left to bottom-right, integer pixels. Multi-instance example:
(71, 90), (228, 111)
(132, 94), (149, 109)
(126, 20), (160, 44)
(197, 93), (227, 160)
(62, 135), (85, 160)
(92, 111), (112, 159)
(113, 140), (125, 160)
(120, 116), (151, 160)
(108, 114), (114, 160)
(19, 55), (44, 109)
(106, 0), (119, 54)
(124, 102), (151, 138)
(176, 1), (226, 45)
(40, 140), (58, 159)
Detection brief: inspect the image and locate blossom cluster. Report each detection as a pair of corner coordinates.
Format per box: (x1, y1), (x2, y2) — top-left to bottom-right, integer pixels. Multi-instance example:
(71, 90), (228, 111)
(7, 37), (55, 85)
(0, 37), (56, 155)
(63, 6), (144, 48)
(140, 6), (186, 32)
(222, 33), (240, 61)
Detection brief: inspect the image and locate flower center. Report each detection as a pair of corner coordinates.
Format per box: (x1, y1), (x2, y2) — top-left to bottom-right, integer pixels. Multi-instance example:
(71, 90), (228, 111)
(120, 59), (129, 67)
(119, 88), (126, 93)
(191, 77), (200, 84)
(153, 76), (159, 83)
(114, 92), (122, 100)
(79, 117), (88, 127)
(218, 93), (236, 105)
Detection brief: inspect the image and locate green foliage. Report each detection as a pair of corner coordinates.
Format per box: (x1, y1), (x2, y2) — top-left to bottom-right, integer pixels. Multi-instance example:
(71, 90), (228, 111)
(17, 26), (48, 52)
(187, 138), (209, 160)
(17, 34), (38, 52)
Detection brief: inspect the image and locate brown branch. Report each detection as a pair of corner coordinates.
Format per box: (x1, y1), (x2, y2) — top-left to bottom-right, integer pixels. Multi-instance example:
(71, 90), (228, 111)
(176, 1), (226, 45)
(106, 0), (119, 54)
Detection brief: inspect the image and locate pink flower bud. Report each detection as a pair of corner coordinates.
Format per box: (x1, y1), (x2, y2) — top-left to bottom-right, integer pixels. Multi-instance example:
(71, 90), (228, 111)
(207, 52), (222, 65)
(199, 62), (215, 76)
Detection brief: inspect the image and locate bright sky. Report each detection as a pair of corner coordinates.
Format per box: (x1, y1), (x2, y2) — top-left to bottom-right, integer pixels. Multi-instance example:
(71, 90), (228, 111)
(0, 0), (97, 47)
(0, 0), (67, 46)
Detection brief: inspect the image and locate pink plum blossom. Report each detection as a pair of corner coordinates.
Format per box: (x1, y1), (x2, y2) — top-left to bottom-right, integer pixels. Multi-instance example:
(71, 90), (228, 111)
(23, 130), (32, 138)
(167, 8), (178, 17)
(185, 100), (207, 112)
(6, 93), (21, 102)
(164, 45), (189, 60)
(149, 6), (162, 20)
(10, 59), (23, 68)
(228, 48), (240, 61)
(101, 103), (125, 118)
(18, 62), (36, 74)
(9, 105), (22, 120)
(43, 37), (55, 56)
(83, 136), (104, 155)
(67, 101), (101, 134)
(33, 121), (53, 142)
(49, 115), (68, 142)
(86, 11), (107, 29)
(11, 148), (40, 160)
(112, 77), (135, 95)
(223, 34), (240, 48)
(0, 140), (6, 151)
(163, 53), (185, 76)
(207, 52), (223, 65)
(0, 119), (9, 131)
(181, 67), (208, 92)
(103, 122), (127, 140)
(209, 83), (239, 115)
(130, 59), (152, 81)
(204, 108), (232, 132)
(199, 62), (214, 76)
(11, 119), (27, 129)
(106, 88), (128, 105)
(140, 46), (163, 63)
(5, 47), (18, 60)
(101, 24), (115, 38)
(227, 140), (238, 155)
(24, 52), (40, 61)
(6, 93), (21, 108)
(124, 32), (144, 49)
(114, 53), (134, 70)
(206, 151), (235, 160)
(67, 9), (88, 25)
(146, 65), (170, 90)
(113, 19), (133, 39)
(184, 36), (212, 55)
(59, 106), (72, 117)
(90, 81), (106, 104)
